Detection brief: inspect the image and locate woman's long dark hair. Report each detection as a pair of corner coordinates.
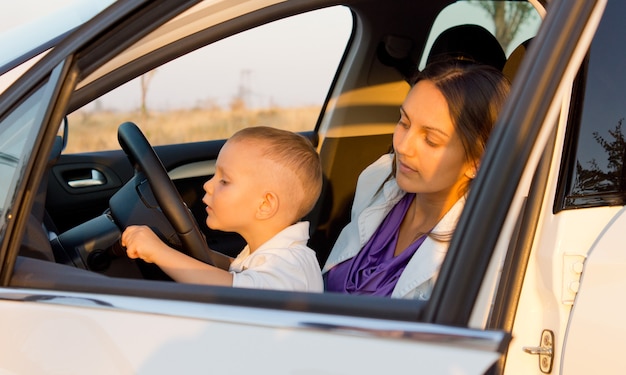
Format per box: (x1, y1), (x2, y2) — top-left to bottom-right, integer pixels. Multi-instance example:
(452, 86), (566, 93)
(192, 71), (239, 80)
(412, 58), (510, 191)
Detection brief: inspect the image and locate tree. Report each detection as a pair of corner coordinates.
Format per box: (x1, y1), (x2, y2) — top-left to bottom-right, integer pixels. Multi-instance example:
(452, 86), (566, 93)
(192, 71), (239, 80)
(140, 70), (157, 118)
(574, 118), (626, 194)
(591, 118), (626, 190)
(470, 1), (535, 53)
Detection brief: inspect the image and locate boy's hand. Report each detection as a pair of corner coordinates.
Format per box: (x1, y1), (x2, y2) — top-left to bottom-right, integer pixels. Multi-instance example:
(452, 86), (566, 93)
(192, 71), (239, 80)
(121, 225), (164, 263)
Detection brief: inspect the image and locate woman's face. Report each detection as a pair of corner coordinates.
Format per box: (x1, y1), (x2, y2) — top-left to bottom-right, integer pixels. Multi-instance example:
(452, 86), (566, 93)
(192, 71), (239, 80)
(393, 79), (475, 201)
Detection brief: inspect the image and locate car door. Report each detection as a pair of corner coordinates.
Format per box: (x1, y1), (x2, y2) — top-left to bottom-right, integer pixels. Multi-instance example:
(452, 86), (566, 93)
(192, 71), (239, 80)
(552, 0), (626, 373)
(433, 0), (609, 373)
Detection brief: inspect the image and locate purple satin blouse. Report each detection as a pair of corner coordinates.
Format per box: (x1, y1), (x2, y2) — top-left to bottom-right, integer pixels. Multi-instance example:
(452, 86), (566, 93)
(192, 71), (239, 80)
(324, 193), (426, 297)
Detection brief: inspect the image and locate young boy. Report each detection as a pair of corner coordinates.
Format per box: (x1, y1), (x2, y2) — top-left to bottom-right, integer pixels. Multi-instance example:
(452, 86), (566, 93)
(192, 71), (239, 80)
(121, 126), (324, 292)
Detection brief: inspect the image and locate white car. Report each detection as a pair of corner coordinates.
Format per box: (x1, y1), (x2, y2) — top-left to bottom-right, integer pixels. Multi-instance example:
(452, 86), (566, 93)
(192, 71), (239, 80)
(0, 0), (623, 373)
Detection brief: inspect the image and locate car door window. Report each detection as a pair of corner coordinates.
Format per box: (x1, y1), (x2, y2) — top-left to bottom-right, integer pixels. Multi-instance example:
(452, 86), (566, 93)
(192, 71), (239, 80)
(65, 6), (352, 153)
(0, 68), (65, 227)
(557, 0), (626, 209)
(0, 88), (45, 230)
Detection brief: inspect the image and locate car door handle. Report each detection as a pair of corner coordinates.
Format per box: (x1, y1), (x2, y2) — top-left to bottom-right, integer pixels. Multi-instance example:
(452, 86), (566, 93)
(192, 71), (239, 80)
(67, 169), (106, 188)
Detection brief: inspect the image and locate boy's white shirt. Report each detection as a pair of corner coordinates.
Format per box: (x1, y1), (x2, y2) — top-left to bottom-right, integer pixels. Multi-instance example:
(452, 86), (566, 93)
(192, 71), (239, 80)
(230, 221), (323, 292)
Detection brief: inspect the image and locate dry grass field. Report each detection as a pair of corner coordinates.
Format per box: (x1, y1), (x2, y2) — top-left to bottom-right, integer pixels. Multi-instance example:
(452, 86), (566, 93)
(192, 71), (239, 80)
(65, 106), (321, 153)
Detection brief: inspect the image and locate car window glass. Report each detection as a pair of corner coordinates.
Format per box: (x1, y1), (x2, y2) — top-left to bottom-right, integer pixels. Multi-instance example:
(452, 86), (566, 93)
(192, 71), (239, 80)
(0, 84), (47, 233)
(418, 1), (542, 70)
(560, 0), (626, 208)
(65, 6), (353, 153)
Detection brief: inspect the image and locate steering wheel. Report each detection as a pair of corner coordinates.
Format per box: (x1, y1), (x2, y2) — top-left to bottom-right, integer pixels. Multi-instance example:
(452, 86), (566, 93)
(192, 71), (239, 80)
(116, 121), (216, 266)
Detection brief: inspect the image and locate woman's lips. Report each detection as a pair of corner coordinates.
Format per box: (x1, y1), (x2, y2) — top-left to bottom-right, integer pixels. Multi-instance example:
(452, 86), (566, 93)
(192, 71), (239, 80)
(397, 160), (417, 174)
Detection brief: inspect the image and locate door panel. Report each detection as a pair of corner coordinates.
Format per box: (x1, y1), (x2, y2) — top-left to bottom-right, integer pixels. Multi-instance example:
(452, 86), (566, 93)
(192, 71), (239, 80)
(46, 140), (223, 237)
(0, 288), (507, 375)
(47, 150), (132, 232)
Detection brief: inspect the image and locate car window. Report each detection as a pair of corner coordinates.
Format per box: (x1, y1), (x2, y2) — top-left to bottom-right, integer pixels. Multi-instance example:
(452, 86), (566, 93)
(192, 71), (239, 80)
(65, 6), (353, 153)
(418, 0), (542, 70)
(0, 81), (50, 233)
(558, 0), (626, 209)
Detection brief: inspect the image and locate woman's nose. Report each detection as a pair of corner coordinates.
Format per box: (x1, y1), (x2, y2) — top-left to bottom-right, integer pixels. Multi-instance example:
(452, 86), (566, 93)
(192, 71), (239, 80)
(394, 129), (416, 156)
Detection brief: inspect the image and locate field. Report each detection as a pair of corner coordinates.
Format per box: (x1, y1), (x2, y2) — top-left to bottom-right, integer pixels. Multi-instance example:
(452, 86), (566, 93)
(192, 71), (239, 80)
(65, 106), (321, 153)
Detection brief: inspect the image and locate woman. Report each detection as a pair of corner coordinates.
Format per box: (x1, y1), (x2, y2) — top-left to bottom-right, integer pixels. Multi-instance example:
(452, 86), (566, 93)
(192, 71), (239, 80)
(322, 59), (510, 299)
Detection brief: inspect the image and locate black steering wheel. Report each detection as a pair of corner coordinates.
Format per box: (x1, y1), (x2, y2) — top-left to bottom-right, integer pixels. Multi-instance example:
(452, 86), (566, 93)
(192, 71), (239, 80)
(116, 121), (216, 266)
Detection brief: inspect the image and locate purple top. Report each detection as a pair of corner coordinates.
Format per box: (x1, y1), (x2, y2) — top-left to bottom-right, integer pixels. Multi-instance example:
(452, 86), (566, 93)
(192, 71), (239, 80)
(324, 193), (426, 297)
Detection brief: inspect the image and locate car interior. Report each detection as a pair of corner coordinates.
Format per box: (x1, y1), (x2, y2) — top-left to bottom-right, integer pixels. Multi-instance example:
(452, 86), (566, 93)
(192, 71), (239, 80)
(9, 0), (544, 320)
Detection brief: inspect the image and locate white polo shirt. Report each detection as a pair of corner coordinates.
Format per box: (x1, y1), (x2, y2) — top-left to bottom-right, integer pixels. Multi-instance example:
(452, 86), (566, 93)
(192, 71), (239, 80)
(230, 221), (323, 292)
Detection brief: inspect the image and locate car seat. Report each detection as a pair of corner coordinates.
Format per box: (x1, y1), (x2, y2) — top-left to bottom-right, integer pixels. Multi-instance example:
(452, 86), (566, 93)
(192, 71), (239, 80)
(426, 24), (506, 71)
(377, 24), (507, 83)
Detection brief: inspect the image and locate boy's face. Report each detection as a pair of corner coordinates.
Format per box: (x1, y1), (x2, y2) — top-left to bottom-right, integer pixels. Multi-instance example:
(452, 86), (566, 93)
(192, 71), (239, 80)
(202, 139), (267, 233)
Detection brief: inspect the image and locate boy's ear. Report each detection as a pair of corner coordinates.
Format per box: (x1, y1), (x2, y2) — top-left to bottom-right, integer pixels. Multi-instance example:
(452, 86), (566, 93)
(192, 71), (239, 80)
(256, 191), (279, 219)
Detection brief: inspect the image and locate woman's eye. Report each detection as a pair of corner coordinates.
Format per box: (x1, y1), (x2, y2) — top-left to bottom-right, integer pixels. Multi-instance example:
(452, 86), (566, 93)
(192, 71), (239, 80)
(219, 179), (228, 185)
(424, 137), (439, 147)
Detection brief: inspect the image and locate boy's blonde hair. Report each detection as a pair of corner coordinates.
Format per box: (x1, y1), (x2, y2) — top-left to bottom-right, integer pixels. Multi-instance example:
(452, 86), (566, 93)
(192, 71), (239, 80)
(228, 126), (323, 221)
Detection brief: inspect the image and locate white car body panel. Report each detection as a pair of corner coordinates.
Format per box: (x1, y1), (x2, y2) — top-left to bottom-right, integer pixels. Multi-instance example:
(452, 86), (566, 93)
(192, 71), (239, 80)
(561, 207), (626, 374)
(0, 289), (502, 374)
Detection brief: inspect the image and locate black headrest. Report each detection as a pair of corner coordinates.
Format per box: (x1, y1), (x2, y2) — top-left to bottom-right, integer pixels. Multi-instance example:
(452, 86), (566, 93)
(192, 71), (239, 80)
(426, 24), (506, 71)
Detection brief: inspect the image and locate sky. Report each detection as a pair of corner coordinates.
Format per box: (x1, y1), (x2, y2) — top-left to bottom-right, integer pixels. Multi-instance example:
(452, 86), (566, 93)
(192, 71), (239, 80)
(1, 1), (76, 30)
(91, 6), (353, 111)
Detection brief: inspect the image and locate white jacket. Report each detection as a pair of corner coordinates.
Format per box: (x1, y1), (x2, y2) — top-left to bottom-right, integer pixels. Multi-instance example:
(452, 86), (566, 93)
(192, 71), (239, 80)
(322, 154), (465, 299)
